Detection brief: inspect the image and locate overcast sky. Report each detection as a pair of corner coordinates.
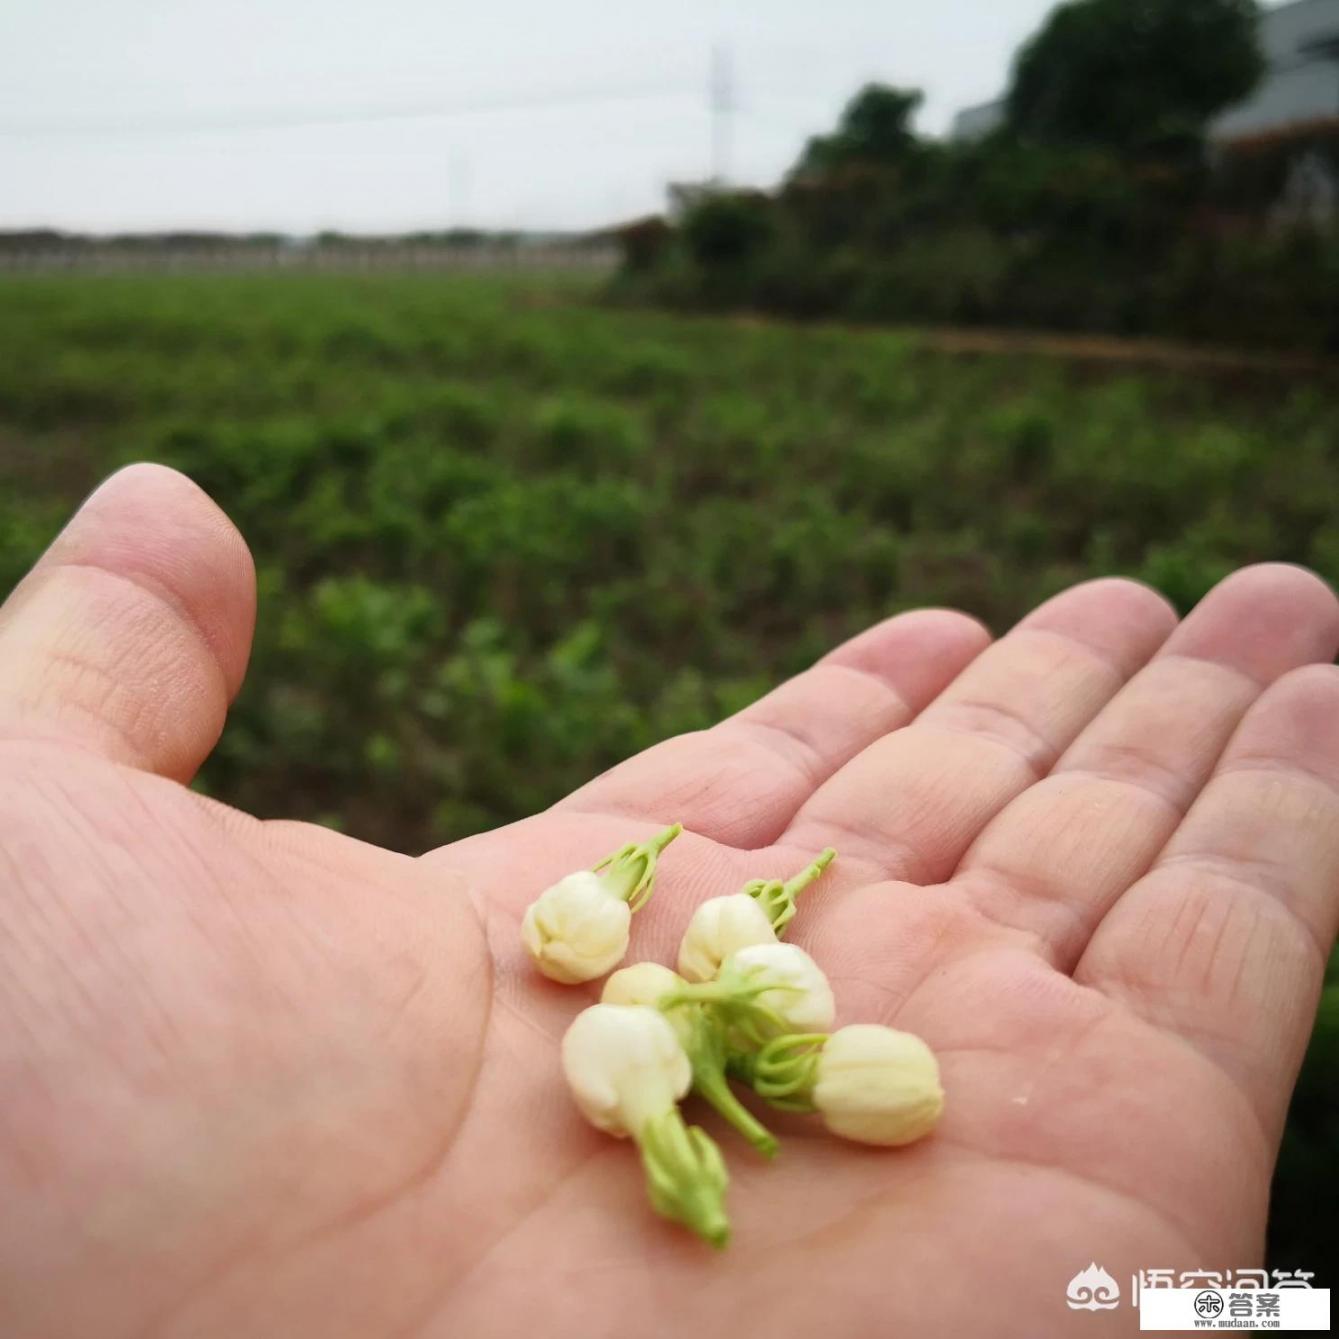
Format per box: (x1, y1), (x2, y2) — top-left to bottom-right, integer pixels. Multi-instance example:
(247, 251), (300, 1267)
(0, 0), (1143, 233)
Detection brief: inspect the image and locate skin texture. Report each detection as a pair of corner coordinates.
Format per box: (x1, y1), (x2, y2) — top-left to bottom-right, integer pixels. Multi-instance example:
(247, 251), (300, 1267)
(1, 463), (1338, 1338)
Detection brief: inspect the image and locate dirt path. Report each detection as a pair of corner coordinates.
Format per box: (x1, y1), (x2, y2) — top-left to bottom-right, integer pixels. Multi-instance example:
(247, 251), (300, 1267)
(911, 325), (1333, 375)
(725, 312), (1335, 377)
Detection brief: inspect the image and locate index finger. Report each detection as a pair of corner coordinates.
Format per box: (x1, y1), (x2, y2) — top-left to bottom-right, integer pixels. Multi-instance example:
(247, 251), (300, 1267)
(554, 608), (990, 849)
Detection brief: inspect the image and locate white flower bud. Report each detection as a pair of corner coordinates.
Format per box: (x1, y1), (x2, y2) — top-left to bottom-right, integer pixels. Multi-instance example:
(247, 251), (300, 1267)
(602, 961), (684, 1008)
(521, 870), (632, 984)
(677, 894), (778, 983)
(561, 1004), (692, 1138)
(727, 942), (836, 1033)
(812, 1024), (944, 1147)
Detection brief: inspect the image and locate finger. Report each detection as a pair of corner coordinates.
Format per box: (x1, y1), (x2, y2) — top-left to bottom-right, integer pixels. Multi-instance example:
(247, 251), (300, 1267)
(779, 578), (1177, 882)
(0, 463), (256, 780)
(554, 608), (991, 848)
(952, 565), (1339, 965)
(1076, 664), (1339, 1137)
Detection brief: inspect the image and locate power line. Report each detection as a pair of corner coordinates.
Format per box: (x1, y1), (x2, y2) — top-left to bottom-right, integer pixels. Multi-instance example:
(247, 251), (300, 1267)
(0, 82), (695, 138)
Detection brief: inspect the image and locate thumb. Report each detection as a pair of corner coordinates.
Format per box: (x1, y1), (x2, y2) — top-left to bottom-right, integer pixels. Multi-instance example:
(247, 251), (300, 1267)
(0, 463), (256, 781)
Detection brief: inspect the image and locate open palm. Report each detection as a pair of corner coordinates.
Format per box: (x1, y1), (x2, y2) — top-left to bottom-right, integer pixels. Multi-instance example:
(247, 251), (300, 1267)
(3, 465), (1336, 1339)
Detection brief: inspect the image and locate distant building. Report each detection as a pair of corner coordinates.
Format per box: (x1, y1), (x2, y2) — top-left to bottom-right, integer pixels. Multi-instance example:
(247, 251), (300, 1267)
(950, 0), (1339, 144)
(1216, 0), (1339, 137)
(950, 99), (1006, 142)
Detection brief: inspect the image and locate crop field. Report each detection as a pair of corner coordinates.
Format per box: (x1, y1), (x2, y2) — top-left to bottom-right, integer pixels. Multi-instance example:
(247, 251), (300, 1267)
(0, 270), (1335, 1261)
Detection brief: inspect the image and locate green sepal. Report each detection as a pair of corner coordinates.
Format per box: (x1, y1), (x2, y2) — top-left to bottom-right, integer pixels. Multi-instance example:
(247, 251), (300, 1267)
(593, 822), (683, 912)
(638, 1107), (731, 1249)
(733, 1032), (828, 1110)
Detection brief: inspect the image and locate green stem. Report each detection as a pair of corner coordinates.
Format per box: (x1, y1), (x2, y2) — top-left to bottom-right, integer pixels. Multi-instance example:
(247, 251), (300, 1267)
(747, 847), (837, 936)
(660, 1003), (780, 1158)
(661, 978), (792, 1047)
(693, 1068), (778, 1158)
(645, 822), (684, 856)
(684, 1016), (778, 1158)
(784, 846), (836, 897)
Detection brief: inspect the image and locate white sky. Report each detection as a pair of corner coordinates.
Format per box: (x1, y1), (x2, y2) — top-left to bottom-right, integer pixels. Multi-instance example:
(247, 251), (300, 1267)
(0, 0), (1143, 233)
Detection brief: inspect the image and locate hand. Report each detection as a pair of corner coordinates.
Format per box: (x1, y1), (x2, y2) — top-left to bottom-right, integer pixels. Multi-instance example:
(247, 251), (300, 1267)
(3, 465), (1336, 1339)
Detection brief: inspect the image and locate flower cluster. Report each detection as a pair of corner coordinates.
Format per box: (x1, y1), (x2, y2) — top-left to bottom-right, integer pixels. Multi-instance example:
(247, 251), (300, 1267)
(523, 830), (944, 1246)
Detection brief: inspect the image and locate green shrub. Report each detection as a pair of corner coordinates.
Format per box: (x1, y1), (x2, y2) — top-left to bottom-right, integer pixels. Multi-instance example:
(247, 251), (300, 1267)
(682, 192), (777, 271)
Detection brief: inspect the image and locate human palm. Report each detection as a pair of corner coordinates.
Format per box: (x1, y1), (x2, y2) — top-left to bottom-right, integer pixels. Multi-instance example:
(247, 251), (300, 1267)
(3, 465), (1337, 1339)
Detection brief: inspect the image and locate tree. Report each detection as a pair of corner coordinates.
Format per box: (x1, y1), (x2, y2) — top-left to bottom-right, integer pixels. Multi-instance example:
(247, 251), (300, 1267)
(1006, 0), (1264, 156)
(791, 84), (924, 179)
(680, 191), (775, 269)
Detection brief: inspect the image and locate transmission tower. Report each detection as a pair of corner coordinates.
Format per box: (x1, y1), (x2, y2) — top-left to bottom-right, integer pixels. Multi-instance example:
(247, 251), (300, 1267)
(710, 44), (735, 185)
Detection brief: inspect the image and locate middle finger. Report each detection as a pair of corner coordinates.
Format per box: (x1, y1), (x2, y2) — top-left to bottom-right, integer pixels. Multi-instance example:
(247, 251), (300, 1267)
(778, 577), (1177, 884)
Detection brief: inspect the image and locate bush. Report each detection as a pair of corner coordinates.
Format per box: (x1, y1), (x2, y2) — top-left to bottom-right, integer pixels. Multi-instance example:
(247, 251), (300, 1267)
(681, 192), (776, 271)
(613, 216), (673, 273)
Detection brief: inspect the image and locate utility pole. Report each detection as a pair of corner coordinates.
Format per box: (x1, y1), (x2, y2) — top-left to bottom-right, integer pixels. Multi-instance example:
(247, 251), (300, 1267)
(710, 43), (734, 186)
(448, 151), (471, 232)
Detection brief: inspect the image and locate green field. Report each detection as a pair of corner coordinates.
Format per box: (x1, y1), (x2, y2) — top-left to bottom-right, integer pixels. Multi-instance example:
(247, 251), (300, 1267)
(0, 270), (1335, 1264)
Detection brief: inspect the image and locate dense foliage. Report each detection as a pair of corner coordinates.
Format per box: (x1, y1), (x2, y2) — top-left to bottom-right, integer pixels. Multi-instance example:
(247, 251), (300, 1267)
(0, 272), (1335, 1265)
(792, 86), (925, 178)
(622, 0), (1331, 352)
(624, 146), (1339, 350)
(1007, 0), (1264, 157)
(625, 112), (1339, 349)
